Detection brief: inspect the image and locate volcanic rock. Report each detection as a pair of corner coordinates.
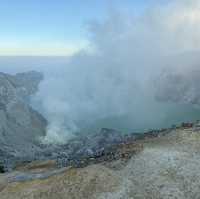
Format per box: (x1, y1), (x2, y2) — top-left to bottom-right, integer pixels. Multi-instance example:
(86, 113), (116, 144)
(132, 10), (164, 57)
(0, 71), (47, 170)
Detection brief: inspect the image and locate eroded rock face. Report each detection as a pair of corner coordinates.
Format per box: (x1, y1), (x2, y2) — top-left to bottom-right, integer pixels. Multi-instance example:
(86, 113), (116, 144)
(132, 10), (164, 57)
(0, 71), (47, 170)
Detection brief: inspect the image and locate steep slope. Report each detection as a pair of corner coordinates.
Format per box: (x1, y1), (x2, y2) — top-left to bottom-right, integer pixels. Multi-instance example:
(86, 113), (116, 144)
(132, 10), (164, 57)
(0, 71), (47, 169)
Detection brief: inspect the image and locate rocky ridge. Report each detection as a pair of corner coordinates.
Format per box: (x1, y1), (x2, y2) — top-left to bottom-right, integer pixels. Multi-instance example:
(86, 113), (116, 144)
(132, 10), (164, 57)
(0, 71), (47, 170)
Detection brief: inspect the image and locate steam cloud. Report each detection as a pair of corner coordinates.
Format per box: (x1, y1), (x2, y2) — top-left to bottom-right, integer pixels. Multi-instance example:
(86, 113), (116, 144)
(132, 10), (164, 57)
(3, 0), (200, 143)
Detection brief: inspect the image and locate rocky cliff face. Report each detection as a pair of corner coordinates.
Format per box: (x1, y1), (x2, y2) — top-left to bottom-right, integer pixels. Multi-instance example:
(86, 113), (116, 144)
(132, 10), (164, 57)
(0, 71), (47, 170)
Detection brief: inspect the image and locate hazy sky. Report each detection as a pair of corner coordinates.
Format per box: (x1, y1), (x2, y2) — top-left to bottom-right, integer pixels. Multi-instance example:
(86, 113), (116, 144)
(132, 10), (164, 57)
(0, 0), (164, 56)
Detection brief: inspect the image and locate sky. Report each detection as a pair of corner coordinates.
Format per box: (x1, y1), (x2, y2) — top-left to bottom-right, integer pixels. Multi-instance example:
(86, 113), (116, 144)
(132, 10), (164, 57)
(0, 0), (160, 56)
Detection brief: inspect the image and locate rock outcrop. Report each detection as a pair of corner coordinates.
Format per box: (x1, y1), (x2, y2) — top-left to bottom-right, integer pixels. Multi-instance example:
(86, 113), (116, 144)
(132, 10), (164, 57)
(0, 71), (47, 170)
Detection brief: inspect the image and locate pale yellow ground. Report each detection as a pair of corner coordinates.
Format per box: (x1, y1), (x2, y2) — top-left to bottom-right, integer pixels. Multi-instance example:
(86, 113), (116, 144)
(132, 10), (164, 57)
(1, 128), (200, 199)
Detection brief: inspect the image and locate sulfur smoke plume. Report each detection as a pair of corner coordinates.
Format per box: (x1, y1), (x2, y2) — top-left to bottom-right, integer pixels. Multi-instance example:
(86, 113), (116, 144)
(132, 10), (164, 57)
(4, 0), (200, 143)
